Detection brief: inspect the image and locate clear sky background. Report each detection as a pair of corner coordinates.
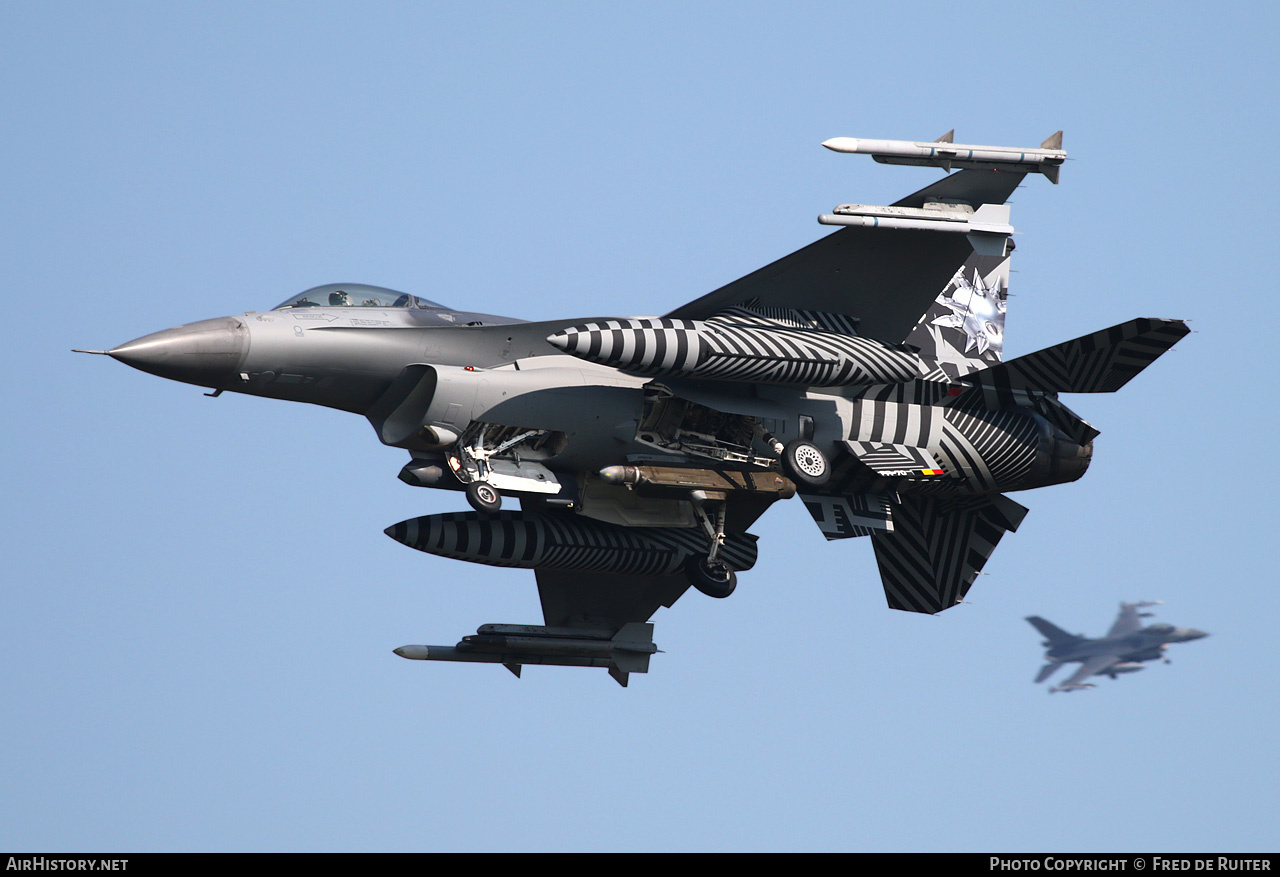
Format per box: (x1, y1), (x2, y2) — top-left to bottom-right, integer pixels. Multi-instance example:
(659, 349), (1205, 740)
(4, 1), (1277, 853)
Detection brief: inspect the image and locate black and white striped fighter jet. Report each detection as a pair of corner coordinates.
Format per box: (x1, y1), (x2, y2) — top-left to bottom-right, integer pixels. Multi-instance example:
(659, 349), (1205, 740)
(82, 132), (1190, 684)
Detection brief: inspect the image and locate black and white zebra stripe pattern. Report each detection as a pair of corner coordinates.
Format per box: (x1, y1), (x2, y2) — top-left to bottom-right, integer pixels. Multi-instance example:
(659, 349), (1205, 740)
(844, 441), (945, 476)
(709, 302), (862, 336)
(850, 397), (942, 450)
(846, 395), (1043, 494)
(385, 511), (758, 575)
(799, 491), (894, 540)
(857, 379), (966, 407)
(970, 317), (1190, 394)
(1028, 394), (1099, 446)
(547, 318), (704, 375)
(870, 493), (1028, 614)
(546, 308), (922, 387)
(963, 384), (1100, 447)
(930, 407), (1043, 494)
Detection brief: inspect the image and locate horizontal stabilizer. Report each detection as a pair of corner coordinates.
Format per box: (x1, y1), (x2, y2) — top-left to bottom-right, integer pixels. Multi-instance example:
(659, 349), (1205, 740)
(844, 441), (947, 478)
(872, 493), (1028, 614)
(972, 318), (1190, 394)
(800, 492), (894, 540)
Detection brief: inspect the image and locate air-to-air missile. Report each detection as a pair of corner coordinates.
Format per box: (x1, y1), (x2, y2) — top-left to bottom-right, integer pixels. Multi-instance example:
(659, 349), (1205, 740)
(821, 131), (1066, 180)
(813, 132), (1064, 256)
(394, 622), (658, 686)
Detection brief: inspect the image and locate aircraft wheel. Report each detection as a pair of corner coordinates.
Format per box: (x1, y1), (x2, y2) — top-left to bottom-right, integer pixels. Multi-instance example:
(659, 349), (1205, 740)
(780, 439), (830, 487)
(686, 555), (737, 599)
(465, 481), (502, 514)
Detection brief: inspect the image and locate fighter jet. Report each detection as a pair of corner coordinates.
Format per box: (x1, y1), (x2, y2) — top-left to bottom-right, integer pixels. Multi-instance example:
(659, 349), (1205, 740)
(78, 131), (1191, 685)
(1028, 602), (1209, 692)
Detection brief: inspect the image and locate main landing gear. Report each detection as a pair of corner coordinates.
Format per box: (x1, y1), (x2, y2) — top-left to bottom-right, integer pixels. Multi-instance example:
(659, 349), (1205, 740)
(686, 555), (737, 599)
(779, 439), (830, 488)
(688, 491), (737, 598)
(465, 480), (502, 514)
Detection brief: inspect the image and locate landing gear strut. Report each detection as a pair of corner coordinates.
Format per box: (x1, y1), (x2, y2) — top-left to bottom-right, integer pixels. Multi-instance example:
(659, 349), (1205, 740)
(689, 491), (737, 598)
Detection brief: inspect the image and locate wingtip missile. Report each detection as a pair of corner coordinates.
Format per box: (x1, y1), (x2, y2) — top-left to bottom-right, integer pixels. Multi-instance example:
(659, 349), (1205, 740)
(822, 133), (1066, 181)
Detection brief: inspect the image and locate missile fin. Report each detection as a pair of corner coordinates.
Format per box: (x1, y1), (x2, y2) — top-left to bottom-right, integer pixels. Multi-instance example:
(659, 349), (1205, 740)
(503, 662), (522, 678)
(935, 129), (954, 143)
(1041, 130), (1063, 150)
(608, 666), (630, 687)
(1043, 164), (1060, 185)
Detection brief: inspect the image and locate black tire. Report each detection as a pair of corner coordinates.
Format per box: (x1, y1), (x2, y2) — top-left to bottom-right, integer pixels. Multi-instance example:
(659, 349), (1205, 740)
(686, 555), (737, 599)
(780, 439), (830, 487)
(465, 481), (502, 514)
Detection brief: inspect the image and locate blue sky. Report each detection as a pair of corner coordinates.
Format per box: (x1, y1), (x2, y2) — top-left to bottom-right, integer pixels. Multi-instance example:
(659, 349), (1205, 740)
(3, 2), (1277, 852)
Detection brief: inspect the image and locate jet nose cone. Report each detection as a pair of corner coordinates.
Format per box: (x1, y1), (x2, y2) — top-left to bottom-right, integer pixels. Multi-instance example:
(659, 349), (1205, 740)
(109, 317), (248, 388)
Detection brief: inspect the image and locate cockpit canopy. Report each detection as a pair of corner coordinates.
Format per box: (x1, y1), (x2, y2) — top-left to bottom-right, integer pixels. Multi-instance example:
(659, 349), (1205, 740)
(1144, 623), (1175, 635)
(273, 283), (446, 311)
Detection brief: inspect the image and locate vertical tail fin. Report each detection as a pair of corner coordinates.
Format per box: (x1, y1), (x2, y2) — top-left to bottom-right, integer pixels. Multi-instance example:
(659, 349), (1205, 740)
(904, 247), (1011, 373)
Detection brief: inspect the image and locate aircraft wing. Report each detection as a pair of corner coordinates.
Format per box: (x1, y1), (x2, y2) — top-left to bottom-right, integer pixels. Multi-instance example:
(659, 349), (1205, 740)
(535, 568), (690, 632)
(1052, 654), (1122, 691)
(1106, 601), (1156, 638)
(665, 170), (1026, 344)
(534, 568), (691, 686)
